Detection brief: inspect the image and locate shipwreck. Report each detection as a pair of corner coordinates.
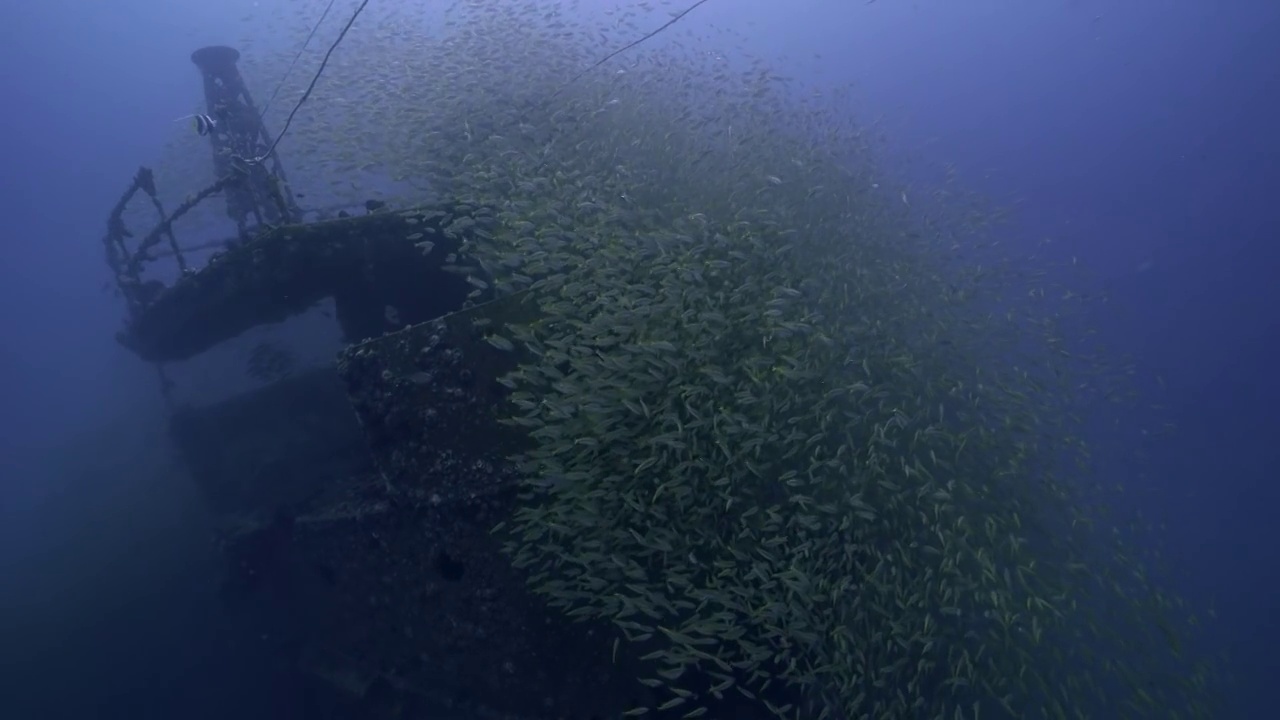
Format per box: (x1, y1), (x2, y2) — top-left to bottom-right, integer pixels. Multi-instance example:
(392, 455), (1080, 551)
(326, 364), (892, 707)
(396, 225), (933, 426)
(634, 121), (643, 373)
(102, 45), (678, 720)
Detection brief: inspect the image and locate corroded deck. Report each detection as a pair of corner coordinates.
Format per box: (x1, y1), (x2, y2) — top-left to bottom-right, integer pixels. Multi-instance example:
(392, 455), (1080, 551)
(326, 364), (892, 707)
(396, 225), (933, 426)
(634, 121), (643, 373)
(116, 207), (471, 363)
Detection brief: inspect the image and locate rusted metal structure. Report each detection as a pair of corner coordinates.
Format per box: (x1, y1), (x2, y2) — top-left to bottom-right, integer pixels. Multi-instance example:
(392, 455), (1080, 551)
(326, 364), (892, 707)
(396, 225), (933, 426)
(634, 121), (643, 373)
(189, 45), (303, 236)
(93, 45), (685, 720)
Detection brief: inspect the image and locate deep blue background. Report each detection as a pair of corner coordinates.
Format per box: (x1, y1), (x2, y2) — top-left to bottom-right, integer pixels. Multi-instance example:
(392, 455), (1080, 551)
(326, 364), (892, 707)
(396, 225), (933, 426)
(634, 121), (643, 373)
(2, 1), (1276, 717)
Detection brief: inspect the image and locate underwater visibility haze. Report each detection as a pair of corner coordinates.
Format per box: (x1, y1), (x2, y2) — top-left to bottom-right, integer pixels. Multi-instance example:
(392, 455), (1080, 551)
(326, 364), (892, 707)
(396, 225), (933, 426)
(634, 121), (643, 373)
(1, 0), (1277, 718)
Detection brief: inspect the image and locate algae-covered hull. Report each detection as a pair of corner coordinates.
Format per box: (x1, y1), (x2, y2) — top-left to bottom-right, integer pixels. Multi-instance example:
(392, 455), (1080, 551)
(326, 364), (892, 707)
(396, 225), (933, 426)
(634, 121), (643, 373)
(215, 294), (654, 719)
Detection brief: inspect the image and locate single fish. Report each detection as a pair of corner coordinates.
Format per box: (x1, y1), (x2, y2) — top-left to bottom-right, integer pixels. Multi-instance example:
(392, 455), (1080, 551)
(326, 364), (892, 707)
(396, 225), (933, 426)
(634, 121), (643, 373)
(175, 113), (219, 136)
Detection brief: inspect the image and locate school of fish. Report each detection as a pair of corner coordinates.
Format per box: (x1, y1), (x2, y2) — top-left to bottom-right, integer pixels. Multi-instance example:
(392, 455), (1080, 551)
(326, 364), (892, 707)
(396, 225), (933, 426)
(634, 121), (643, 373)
(144, 1), (1223, 718)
